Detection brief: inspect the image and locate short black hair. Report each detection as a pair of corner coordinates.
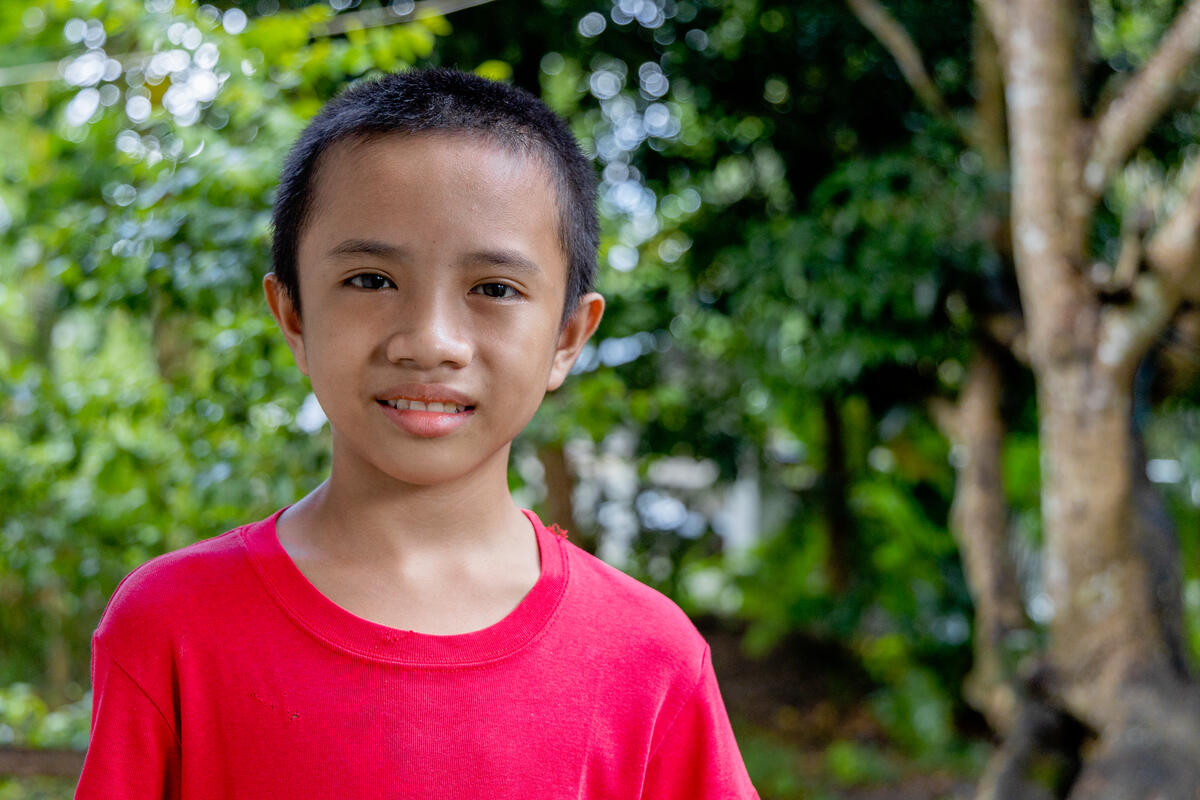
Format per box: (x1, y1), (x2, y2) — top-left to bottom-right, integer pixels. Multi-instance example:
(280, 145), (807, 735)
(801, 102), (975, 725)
(270, 68), (599, 324)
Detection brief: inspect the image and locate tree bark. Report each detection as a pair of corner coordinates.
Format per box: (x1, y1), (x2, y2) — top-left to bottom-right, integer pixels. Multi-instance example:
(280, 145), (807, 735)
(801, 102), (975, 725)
(538, 442), (590, 551)
(939, 346), (1028, 735)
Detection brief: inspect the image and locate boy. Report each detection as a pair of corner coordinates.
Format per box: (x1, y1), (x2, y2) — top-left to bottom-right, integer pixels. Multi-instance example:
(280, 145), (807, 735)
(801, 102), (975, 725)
(76, 68), (758, 798)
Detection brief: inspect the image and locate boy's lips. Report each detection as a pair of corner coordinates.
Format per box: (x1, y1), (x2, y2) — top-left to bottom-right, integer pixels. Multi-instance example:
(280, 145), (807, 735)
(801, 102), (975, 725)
(375, 384), (476, 438)
(375, 384), (476, 408)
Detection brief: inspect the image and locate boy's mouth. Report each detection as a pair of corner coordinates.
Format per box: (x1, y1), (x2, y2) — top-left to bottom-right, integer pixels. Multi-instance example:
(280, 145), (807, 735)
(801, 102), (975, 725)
(375, 383), (476, 414)
(376, 390), (477, 438)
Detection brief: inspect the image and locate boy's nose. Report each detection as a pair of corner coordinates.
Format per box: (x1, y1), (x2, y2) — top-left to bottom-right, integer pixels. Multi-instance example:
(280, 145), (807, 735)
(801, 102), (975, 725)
(384, 296), (473, 370)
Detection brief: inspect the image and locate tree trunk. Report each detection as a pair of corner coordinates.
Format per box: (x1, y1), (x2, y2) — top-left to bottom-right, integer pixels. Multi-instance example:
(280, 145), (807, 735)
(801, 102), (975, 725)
(538, 442), (590, 551)
(39, 577), (71, 707)
(999, 0), (1200, 793)
(939, 346), (1028, 735)
(1038, 365), (1155, 720)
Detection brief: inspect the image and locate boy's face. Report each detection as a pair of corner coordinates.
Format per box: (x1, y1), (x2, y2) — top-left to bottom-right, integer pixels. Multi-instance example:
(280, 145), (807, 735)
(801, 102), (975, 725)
(265, 133), (603, 488)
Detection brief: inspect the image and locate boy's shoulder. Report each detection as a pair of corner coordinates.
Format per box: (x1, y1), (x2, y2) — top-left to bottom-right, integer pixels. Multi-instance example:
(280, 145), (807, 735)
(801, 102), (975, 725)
(561, 540), (694, 623)
(94, 520), (258, 647)
(555, 536), (709, 664)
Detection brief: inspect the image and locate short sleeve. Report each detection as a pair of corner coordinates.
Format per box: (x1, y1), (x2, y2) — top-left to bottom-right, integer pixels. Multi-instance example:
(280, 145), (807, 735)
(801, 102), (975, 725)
(641, 645), (759, 800)
(74, 636), (181, 800)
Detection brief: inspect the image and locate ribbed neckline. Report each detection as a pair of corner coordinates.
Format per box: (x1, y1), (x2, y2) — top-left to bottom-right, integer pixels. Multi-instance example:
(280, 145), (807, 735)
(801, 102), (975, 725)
(239, 506), (569, 667)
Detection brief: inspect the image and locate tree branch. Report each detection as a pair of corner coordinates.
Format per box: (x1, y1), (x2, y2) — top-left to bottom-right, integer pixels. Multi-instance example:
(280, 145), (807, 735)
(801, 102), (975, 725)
(845, 0), (957, 126)
(1097, 202), (1154, 293)
(314, 0), (498, 36)
(1102, 163), (1200, 373)
(983, 313), (1029, 365)
(973, 11), (1008, 174)
(1101, 164), (1200, 372)
(1084, 0), (1200, 198)
(1146, 163), (1200, 304)
(975, 0), (1011, 52)
(1097, 273), (1173, 378)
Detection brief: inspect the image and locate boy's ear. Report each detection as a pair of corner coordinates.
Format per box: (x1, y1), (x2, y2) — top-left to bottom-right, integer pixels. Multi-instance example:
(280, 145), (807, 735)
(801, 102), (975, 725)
(263, 273), (309, 376)
(547, 292), (605, 392)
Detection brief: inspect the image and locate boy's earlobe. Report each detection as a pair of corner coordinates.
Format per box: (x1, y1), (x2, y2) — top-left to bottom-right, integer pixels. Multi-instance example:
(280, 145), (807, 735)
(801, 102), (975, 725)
(263, 272), (309, 376)
(547, 292), (605, 392)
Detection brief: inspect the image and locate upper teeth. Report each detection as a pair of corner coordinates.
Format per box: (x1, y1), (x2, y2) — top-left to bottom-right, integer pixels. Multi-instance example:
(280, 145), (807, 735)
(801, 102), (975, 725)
(385, 399), (466, 413)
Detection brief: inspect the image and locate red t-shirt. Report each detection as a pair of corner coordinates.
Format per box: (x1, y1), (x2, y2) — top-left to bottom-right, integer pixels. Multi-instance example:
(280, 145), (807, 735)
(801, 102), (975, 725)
(75, 507), (758, 799)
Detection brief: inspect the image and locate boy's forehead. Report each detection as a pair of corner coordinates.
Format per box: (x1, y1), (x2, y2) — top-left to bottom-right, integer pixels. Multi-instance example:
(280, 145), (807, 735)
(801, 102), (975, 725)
(315, 130), (547, 190)
(297, 132), (570, 282)
(304, 131), (563, 223)
(307, 132), (556, 224)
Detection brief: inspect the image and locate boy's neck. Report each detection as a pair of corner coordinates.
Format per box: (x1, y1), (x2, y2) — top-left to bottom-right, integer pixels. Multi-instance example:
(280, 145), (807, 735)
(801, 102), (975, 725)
(283, 443), (532, 567)
(274, 443), (544, 635)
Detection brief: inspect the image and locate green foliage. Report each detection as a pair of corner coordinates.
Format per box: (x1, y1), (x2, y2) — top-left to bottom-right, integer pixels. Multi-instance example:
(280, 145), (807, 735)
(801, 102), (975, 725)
(3, 4), (1199, 796)
(0, 779), (73, 800)
(824, 740), (900, 786)
(3, 0), (986, 773)
(863, 656), (955, 755)
(737, 730), (808, 799)
(0, 685), (89, 750)
(0, 0), (445, 699)
(1092, 0), (1188, 64)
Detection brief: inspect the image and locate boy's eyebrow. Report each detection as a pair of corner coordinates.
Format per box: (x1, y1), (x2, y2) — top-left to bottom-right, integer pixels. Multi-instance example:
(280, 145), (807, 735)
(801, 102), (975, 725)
(464, 248), (543, 275)
(326, 239), (543, 275)
(326, 238), (409, 260)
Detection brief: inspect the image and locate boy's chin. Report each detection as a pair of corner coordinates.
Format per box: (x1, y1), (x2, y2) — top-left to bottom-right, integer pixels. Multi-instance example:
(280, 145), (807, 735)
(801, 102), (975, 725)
(363, 448), (512, 490)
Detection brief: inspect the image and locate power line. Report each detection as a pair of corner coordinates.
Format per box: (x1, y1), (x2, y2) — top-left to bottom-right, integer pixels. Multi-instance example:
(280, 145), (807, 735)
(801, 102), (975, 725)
(0, 0), (501, 89)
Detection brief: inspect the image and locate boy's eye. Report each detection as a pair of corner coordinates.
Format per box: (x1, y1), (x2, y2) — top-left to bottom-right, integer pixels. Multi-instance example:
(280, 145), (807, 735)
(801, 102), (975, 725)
(472, 283), (519, 299)
(346, 273), (395, 290)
